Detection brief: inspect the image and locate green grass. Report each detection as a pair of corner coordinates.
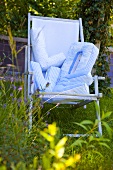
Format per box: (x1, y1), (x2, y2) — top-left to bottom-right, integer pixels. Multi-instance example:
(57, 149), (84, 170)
(1, 78), (113, 169)
(42, 91), (113, 135)
(41, 89), (113, 169)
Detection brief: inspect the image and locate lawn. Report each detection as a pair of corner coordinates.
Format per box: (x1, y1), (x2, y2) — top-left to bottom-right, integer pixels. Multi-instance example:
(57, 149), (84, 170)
(0, 78), (113, 169)
(41, 89), (113, 169)
(42, 90), (113, 135)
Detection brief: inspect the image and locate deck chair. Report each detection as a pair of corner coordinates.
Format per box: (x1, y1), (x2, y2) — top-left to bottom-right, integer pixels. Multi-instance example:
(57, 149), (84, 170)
(24, 13), (105, 137)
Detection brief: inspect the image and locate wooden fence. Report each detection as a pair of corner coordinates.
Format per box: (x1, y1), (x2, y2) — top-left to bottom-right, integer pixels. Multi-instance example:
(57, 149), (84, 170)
(0, 35), (27, 74)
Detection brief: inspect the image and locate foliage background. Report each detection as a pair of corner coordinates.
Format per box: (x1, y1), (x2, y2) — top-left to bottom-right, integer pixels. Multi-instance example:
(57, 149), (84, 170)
(76, 0), (113, 94)
(0, 0), (113, 92)
(0, 0), (80, 37)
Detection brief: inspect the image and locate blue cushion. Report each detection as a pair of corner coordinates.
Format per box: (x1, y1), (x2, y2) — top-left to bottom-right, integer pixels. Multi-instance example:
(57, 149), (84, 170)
(31, 28), (66, 71)
(59, 42), (99, 79)
(30, 61), (60, 92)
(53, 42), (99, 92)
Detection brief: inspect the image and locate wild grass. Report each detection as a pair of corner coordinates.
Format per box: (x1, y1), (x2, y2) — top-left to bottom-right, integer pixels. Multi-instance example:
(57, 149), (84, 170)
(0, 73), (113, 170)
(0, 28), (113, 169)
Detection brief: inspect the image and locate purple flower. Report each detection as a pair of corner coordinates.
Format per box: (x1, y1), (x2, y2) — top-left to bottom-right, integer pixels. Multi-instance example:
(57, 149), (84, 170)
(17, 98), (22, 107)
(12, 98), (17, 101)
(12, 85), (16, 90)
(47, 111), (50, 115)
(40, 102), (44, 108)
(18, 87), (22, 91)
(10, 77), (14, 83)
(40, 104), (44, 108)
(45, 120), (48, 127)
(24, 98), (28, 104)
(3, 104), (7, 108)
(17, 98), (22, 103)
(10, 93), (13, 97)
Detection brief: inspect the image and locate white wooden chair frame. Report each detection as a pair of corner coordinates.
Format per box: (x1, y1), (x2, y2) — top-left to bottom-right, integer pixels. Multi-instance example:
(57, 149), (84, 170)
(24, 13), (105, 137)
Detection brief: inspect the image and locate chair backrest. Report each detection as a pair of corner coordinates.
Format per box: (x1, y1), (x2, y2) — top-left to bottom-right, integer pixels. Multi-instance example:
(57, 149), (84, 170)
(28, 13), (84, 63)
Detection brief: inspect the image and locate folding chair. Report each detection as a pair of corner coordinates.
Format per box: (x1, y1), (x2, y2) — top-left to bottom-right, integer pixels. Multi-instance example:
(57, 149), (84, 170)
(24, 13), (105, 137)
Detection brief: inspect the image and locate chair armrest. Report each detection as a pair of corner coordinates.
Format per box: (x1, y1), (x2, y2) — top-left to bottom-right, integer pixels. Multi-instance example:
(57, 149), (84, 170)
(24, 71), (33, 75)
(97, 76), (105, 81)
(93, 75), (105, 81)
(93, 75), (105, 97)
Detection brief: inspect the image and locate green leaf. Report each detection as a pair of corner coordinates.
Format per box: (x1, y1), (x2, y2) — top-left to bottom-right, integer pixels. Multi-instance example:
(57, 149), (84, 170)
(92, 150), (103, 158)
(70, 139), (87, 148)
(33, 157), (38, 169)
(89, 135), (95, 143)
(80, 120), (93, 125)
(102, 121), (113, 138)
(93, 119), (99, 128)
(102, 111), (112, 120)
(99, 142), (110, 149)
(0, 166), (7, 170)
(42, 154), (51, 169)
(94, 102), (100, 115)
(73, 122), (88, 131)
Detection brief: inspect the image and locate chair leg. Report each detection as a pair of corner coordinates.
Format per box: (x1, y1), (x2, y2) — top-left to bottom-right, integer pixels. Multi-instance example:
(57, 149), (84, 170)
(96, 99), (102, 135)
(29, 97), (33, 130)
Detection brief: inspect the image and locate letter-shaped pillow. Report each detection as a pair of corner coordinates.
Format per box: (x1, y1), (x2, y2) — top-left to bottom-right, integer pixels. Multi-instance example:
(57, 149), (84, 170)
(31, 27), (66, 71)
(30, 61), (60, 92)
(53, 42), (99, 93)
(60, 42), (99, 78)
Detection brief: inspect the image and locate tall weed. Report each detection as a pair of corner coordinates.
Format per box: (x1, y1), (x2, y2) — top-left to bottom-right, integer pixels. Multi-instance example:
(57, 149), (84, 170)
(0, 28), (113, 170)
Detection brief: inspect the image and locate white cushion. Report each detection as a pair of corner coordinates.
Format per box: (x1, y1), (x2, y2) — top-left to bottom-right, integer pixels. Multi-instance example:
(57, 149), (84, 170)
(30, 61), (60, 92)
(31, 28), (66, 71)
(53, 73), (93, 92)
(53, 42), (98, 93)
(45, 66), (60, 92)
(30, 61), (47, 90)
(60, 42), (99, 78)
